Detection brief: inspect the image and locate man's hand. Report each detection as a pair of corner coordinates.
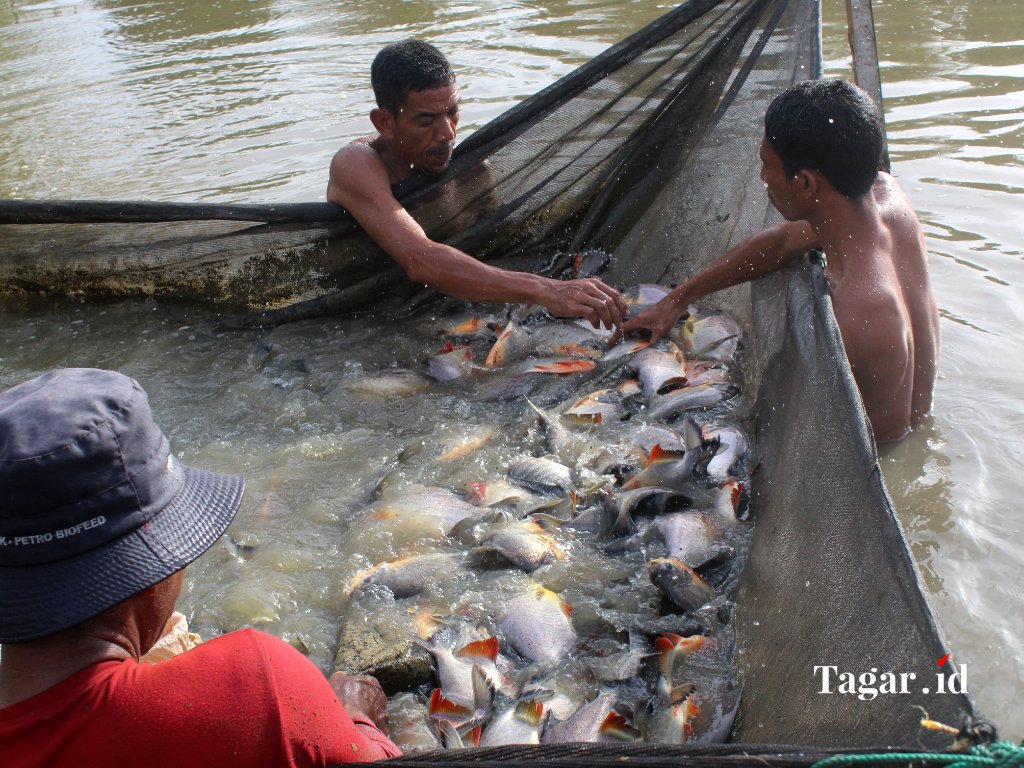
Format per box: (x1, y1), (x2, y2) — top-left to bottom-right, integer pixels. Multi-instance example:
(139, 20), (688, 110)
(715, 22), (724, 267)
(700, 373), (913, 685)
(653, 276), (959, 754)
(619, 291), (688, 345)
(540, 277), (629, 332)
(329, 672), (389, 732)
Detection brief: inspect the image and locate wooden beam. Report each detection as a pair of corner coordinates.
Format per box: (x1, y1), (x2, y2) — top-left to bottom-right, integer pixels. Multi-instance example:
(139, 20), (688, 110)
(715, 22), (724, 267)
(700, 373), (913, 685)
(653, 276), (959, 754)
(845, 0), (890, 171)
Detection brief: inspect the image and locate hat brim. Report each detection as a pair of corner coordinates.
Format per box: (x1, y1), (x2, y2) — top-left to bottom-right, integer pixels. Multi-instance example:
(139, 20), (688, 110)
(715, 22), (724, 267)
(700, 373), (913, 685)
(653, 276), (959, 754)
(0, 465), (244, 643)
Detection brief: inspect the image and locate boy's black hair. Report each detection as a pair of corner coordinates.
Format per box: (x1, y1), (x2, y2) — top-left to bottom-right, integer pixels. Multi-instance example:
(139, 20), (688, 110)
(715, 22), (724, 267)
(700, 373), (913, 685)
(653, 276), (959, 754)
(371, 39), (455, 115)
(764, 79), (884, 198)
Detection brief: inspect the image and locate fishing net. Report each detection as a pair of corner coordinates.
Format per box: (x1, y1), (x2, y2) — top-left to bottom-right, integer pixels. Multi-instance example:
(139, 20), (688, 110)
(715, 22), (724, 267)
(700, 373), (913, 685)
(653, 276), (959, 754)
(1, 0), (814, 322)
(0, 0), (985, 752)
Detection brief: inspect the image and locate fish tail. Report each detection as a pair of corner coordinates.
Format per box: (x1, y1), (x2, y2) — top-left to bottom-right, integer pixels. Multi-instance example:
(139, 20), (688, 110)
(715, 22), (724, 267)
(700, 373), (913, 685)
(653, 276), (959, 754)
(428, 688), (473, 721)
(599, 711), (640, 741)
(455, 636), (500, 662)
(514, 698), (546, 726)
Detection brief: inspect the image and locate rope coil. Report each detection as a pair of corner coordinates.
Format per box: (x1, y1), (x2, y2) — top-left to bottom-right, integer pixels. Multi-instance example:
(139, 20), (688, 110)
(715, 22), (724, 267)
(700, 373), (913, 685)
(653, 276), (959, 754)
(811, 741), (1024, 768)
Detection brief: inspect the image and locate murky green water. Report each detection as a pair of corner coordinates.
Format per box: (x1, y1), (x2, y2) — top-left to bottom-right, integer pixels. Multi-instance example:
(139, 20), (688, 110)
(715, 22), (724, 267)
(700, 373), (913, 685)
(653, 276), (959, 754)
(1, 0), (1021, 742)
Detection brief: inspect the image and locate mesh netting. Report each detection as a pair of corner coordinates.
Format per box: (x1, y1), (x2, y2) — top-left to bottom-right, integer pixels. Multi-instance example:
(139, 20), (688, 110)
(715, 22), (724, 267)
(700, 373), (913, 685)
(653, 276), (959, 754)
(0, 0), (985, 753)
(3, 0), (813, 324)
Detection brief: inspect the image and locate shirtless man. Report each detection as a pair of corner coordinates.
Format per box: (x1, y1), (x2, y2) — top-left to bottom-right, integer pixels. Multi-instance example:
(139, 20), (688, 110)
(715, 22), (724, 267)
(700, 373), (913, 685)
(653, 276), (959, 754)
(328, 39), (627, 331)
(623, 80), (939, 443)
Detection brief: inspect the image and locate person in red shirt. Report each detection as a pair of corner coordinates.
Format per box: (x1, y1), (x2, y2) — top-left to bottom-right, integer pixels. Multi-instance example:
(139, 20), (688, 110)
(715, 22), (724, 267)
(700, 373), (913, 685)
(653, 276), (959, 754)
(0, 368), (401, 767)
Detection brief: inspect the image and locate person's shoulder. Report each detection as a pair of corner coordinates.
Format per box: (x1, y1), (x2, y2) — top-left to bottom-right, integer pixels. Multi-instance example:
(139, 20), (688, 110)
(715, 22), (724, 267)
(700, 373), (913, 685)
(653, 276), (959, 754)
(330, 136), (386, 174)
(181, 628), (302, 666)
(873, 172), (925, 238)
(328, 136), (395, 205)
(873, 172), (914, 212)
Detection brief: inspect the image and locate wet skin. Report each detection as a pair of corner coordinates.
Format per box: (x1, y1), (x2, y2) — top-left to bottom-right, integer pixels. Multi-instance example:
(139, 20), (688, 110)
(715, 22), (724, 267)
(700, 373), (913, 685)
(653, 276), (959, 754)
(327, 80), (627, 331)
(623, 136), (939, 443)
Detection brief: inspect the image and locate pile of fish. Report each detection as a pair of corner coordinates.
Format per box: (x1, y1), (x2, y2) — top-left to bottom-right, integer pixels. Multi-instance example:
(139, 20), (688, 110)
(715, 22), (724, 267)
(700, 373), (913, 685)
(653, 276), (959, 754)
(340, 285), (752, 750)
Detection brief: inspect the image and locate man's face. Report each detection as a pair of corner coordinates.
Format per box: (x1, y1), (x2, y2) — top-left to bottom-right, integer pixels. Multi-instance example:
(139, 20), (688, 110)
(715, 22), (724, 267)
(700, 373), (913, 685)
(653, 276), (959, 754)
(390, 83), (460, 176)
(759, 135), (801, 220)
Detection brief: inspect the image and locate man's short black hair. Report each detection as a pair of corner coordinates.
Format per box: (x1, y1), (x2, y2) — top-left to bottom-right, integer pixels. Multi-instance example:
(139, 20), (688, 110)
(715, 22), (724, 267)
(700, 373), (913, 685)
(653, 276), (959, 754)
(764, 79), (884, 198)
(371, 39), (456, 115)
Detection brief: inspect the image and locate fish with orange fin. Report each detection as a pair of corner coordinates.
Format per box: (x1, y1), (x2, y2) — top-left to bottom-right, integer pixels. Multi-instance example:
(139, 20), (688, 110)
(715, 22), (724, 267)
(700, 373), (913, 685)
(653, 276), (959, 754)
(603, 338), (651, 362)
(521, 358), (597, 375)
(485, 322), (534, 368)
(498, 585), (578, 665)
(416, 625), (510, 712)
(349, 551), (470, 599)
(438, 312), (494, 341)
(475, 513), (566, 573)
(673, 308), (742, 364)
(655, 632), (713, 703)
(648, 558), (719, 612)
(438, 719), (482, 749)
(630, 347), (690, 399)
(637, 689), (702, 743)
(436, 427), (496, 463)
(570, 248), (612, 279)
(427, 687), (478, 727)
(478, 697), (547, 746)
(622, 417), (703, 490)
(427, 341), (479, 383)
(541, 692), (640, 743)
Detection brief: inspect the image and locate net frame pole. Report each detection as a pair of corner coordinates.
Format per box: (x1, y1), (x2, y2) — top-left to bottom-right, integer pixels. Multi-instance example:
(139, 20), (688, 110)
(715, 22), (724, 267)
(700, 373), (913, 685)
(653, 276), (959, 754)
(844, 0), (890, 171)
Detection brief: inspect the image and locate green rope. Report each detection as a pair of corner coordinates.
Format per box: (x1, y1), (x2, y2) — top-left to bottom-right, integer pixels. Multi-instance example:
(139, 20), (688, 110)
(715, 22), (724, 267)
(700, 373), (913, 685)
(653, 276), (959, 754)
(811, 742), (1024, 768)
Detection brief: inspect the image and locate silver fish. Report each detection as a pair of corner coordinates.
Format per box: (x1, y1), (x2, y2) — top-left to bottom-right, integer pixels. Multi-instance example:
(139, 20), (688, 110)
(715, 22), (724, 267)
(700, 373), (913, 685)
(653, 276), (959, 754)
(562, 386), (628, 424)
(498, 585), (577, 665)
(477, 515), (566, 573)
(508, 455), (574, 496)
(344, 368), (432, 398)
(624, 283), (672, 307)
(427, 343), (478, 383)
(438, 719), (481, 749)
(520, 662), (598, 722)
(387, 692), (442, 752)
(478, 697), (546, 746)
(527, 399), (607, 467)
(646, 383), (739, 421)
(604, 487), (693, 538)
(541, 691), (639, 743)
(637, 691), (701, 744)
(630, 347), (688, 399)
(622, 418), (703, 489)
(350, 551), (469, 598)
(528, 323), (605, 359)
(676, 310), (742, 364)
(602, 338), (651, 362)
(702, 423), (750, 482)
(427, 632), (502, 707)
(623, 422), (686, 454)
(653, 511), (724, 568)
(648, 558), (719, 612)
(485, 322), (535, 368)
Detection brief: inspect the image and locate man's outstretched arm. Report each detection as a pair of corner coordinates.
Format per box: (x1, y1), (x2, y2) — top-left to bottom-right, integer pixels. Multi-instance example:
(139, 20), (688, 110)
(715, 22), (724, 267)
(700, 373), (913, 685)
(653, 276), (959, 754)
(621, 221), (820, 343)
(328, 145), (628, 330)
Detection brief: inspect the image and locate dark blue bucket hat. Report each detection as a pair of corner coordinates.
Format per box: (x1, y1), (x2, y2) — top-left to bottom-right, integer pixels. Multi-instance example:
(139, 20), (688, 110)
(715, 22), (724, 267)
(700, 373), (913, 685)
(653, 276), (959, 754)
(0, 368), (245, 643)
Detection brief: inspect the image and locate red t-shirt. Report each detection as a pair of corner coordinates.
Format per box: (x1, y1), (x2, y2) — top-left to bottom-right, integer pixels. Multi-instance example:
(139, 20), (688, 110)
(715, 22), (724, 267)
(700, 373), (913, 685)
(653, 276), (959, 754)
(0, 628), (400, 768)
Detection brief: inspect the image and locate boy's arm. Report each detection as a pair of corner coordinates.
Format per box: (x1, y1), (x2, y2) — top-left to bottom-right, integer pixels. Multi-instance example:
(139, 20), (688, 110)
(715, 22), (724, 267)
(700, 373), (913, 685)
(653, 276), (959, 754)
(621, 221), (820, 343)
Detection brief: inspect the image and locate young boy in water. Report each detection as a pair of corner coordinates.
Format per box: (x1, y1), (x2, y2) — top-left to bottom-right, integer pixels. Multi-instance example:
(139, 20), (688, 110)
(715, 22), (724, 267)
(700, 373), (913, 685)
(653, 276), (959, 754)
(623, 80), (939, 443)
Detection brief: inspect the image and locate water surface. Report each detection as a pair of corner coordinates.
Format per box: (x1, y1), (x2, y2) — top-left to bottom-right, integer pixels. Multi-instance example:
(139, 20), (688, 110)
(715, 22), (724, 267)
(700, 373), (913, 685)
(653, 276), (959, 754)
(1, 0), (1021, 741)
